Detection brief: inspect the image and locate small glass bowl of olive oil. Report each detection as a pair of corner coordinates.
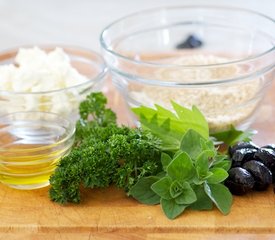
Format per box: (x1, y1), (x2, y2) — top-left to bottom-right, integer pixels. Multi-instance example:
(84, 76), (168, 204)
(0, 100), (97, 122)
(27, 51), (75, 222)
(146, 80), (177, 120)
(0, 111), (75, 190)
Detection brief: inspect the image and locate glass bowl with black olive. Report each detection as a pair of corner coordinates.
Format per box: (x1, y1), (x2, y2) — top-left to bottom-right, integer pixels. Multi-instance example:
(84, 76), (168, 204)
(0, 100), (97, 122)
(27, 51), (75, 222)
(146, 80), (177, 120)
(101, 6), (275, 133)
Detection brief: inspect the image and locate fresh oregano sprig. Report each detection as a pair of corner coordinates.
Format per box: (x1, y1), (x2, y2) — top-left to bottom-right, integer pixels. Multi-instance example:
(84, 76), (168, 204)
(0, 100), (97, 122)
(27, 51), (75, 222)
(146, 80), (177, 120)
(129, 129), (233, 219)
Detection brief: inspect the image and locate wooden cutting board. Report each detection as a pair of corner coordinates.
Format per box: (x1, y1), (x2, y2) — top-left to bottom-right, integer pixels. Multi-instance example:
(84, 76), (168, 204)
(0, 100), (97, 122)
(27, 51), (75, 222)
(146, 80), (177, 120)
(0, 80), (275, 240)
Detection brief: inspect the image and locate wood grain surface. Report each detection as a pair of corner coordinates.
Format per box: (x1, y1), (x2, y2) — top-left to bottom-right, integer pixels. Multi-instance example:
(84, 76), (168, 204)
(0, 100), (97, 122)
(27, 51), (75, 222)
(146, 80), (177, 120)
(0, 79), (274, 240)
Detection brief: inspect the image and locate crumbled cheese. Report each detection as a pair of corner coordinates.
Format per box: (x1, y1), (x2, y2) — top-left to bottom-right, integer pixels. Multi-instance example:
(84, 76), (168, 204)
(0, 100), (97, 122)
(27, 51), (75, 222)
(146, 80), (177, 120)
(0, 47), (89, 92)
(129, 55), (260, 132)
(0, 47), (91, 119)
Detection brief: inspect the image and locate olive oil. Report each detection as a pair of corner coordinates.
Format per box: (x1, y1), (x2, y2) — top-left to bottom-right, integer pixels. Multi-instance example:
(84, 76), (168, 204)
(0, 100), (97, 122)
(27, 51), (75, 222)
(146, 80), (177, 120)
(0, 142), (71, 189)
(0, 112), (75, 190)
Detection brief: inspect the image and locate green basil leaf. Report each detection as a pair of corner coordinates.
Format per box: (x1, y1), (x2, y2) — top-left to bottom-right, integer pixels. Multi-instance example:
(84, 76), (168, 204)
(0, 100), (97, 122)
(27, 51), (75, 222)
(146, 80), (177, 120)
(196, 150), (215, 179)
(167, 152), (195, 181)
(161, 153), (173, 172)
(131, 105), (157, 119)
(207, 168), (229, 184)
(129, 176), (160, 205)
(211, 125), (254, 146)
(170, 180), (183, 198)
(171, 102), (209, 139)
(137, 113), (181, 151)
(161, 198), (187, 219)
(204, 183), (232, 215)
(155, 104), (178, 119)
(175, 182), (197, 205)
(132, 103), (209, 152)
(151, 176), (172, 200)
(189, 185), (213, 210)
(133, 108), (189, 151)
(180, 129), (206, 159)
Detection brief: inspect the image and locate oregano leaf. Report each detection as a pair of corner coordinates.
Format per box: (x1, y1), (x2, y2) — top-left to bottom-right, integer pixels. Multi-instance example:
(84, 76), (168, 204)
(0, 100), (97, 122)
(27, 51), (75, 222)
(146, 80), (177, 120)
(161, 198), (187, 219)
(167, 152), (195, 181)
(189, 185), (213, 210)
(161, 153), (173, 172)
(129, 176), (160, 205)
(170, 180), (183, 198)
(180, 129), (206, 159)
(175, 182), (197, 205)
(204, 183), (232, 215)
(151, 176), (173, 200)
(207, 168), (229, 184)
(196, 150), (215, 179)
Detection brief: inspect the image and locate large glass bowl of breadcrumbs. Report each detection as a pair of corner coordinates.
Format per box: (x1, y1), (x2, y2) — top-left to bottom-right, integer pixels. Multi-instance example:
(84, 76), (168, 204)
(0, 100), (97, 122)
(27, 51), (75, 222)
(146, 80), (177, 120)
(100, 6), (275, 132)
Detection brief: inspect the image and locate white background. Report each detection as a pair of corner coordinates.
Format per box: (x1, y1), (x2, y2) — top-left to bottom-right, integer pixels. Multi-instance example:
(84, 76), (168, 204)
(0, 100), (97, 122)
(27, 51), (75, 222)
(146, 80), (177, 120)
(0, 0), (274, 52)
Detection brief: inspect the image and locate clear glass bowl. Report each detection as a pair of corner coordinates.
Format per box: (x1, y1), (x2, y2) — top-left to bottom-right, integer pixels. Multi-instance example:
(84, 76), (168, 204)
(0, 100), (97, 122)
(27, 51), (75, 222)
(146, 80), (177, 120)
(100, 6), (275, 133)
(0, 46), (108, 121)
(0, 111), (75, 189)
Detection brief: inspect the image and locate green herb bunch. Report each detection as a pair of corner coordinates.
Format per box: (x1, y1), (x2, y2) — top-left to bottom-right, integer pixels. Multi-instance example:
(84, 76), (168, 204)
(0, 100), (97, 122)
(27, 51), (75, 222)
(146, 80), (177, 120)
(49, 91), (252, 220)
(49, 93), (161, 204)
(130, 129), (232, 219)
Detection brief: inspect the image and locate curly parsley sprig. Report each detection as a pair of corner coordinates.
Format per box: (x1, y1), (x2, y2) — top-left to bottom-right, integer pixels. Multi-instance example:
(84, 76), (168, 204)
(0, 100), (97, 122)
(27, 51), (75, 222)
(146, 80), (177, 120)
(49, 93), (161, 204)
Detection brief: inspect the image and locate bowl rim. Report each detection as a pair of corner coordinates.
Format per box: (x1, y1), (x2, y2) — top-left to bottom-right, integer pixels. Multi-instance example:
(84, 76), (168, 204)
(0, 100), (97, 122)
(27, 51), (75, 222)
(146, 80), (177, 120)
(0, 45), (108, 95)
(0, 111), (76, 152)
(100, 5), (275, 69)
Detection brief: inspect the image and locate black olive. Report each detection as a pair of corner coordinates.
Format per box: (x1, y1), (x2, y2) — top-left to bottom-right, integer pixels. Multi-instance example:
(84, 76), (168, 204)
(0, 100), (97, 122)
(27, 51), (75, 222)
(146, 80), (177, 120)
(255, 148), (275, 183)
(243, 160), (272, 191)
(254, 148), (275, 170)
(231, 148), (258, 167)
(176, 35), (203, 49)
(272, 169), (275, 183)
(261, 144), (275, 151)
(225, 167), (255, 195)
(229, 142), (259, 157)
